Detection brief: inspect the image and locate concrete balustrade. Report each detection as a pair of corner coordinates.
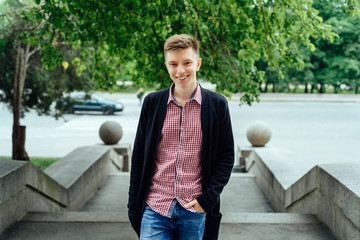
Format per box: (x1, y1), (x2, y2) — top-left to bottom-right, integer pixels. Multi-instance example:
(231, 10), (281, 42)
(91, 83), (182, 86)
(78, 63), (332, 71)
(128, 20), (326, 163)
(239, 146), (360, 240)
(0, 143), (131, 234)
(1, 160), (29, 234)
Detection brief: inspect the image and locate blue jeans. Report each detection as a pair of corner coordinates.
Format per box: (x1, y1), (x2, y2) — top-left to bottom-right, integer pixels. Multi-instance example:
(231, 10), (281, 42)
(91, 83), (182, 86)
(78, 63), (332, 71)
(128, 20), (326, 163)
(140, 203), (206, 240)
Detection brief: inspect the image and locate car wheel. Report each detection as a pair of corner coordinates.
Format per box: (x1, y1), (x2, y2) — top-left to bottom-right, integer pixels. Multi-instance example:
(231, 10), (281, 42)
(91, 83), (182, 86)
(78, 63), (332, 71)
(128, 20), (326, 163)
(66, 107), (74, 114)
(103, 107), (114, 115)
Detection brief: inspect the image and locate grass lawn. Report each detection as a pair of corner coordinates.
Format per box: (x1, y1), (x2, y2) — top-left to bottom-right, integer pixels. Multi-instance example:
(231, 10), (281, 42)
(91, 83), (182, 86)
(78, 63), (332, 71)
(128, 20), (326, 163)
(0, 156), (59, 170)
(263, 84), (358, 94)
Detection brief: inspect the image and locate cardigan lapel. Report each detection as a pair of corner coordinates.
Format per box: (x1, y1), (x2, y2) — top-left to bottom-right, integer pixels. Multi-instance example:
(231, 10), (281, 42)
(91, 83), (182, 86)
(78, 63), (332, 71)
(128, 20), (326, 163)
(200, 86), (210, 142)
(200, 87), (211, 174)
(158, 89), (169, 122)
(154, 88), (170, 143)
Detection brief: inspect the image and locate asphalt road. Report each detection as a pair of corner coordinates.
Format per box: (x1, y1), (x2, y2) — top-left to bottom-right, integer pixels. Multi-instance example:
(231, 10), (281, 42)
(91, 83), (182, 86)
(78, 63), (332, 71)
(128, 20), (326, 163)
(1, 93), (359, 172)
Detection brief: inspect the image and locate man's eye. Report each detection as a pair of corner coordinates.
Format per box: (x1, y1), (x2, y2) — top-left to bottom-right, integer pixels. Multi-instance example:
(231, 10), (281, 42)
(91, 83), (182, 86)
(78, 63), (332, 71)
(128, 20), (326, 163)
(185, 62), (191, 65)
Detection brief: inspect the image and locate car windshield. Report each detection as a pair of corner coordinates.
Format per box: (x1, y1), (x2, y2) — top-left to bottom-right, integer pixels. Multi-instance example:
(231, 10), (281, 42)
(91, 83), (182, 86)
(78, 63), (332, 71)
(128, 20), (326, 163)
(69, 92), (106, 103)
(91, 94), (105, 102)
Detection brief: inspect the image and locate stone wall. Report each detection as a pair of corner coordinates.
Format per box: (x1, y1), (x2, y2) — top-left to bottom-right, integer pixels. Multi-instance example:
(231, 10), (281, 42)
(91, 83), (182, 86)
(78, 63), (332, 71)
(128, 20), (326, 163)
(240, 147), (360, 240)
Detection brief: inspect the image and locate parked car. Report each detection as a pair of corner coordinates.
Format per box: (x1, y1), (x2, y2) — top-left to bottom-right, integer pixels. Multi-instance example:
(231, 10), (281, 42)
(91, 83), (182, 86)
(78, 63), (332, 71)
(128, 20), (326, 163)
(59, 92), (124, 115)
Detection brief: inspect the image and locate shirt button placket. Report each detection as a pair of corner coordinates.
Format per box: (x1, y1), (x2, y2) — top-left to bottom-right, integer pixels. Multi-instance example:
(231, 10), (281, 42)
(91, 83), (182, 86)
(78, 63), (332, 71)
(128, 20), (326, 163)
(175, 178), (180, 199)
(177, 105), (187, 201)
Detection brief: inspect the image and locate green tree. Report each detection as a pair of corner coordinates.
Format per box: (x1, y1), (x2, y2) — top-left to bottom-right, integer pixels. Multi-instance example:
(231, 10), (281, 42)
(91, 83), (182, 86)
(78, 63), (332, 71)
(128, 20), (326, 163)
(324, 15), (360, 93)
(280, 46), (316, 93)
(1, 0), (42, 160)
(289, 0), (360, 94)
(0, 0), (98, 160)
(25, 0), (359, 103)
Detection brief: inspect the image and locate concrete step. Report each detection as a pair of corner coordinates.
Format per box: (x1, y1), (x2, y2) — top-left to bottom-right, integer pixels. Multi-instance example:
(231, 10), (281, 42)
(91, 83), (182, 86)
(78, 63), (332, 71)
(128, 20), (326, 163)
(219, 222), (336, 240)
(0, 212), (335, 240)
(221, 173), (274, 213)
(19, 211), (319, 224)
(81, 172), (274, 213)
(0, 221), (136, 240)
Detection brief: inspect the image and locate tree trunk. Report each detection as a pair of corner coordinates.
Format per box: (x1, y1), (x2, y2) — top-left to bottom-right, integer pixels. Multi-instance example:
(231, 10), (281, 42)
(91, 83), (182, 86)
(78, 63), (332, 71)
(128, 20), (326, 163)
(12, 40), (37, 161)
(265, 82), (268, 92)
(12, 125), (29, 160)
(272, 84), (276, 92)
(355, 85), (359, 94)
(304, 83), (308, 93)
(311, 84), (316, 93)
(258, 82), (263, 92)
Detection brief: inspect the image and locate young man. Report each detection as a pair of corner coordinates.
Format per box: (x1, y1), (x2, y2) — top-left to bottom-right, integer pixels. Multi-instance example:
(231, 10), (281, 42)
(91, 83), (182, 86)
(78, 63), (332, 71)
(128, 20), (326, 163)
(128, 34), (234, 240)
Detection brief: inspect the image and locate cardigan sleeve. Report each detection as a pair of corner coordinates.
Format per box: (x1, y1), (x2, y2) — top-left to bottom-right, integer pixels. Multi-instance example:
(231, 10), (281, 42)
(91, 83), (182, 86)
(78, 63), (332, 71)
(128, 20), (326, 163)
(127, 95), (149, 213)
(196, 96), (234, 212)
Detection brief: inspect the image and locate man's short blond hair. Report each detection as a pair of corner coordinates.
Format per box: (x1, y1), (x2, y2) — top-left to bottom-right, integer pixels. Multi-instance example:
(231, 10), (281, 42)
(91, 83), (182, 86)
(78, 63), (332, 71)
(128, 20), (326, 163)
(164, 34), (199, 59)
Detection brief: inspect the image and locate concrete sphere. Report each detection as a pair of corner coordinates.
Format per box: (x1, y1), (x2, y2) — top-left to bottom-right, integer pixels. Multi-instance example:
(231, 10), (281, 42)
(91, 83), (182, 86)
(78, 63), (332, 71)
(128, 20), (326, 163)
(246, 121), (271, 147)
(99, 121), (123, 145)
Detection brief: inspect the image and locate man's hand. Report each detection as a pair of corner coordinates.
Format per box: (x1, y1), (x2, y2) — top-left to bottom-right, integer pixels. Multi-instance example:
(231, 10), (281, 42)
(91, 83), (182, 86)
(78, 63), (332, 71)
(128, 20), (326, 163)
(184, 199), (205, 213)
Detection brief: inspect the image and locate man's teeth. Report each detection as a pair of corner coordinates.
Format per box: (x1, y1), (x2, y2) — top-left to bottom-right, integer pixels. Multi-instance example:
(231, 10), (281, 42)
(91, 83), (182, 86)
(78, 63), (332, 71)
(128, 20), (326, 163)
(178, 76), (188, 80)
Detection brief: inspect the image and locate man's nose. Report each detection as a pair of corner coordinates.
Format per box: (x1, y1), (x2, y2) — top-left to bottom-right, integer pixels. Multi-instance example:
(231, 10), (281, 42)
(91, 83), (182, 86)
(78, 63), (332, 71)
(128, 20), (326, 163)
(176, 65), (185, 75)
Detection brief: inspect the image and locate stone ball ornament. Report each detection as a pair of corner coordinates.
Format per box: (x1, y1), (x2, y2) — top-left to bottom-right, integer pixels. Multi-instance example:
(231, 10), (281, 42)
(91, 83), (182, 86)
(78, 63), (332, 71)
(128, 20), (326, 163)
(99, 121), (123, 145)
(246, 121), (272, 147)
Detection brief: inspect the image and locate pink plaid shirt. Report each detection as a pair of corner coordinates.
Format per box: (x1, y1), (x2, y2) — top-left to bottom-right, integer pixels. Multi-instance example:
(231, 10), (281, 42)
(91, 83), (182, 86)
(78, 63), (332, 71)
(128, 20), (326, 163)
(146, 83), (203, 217)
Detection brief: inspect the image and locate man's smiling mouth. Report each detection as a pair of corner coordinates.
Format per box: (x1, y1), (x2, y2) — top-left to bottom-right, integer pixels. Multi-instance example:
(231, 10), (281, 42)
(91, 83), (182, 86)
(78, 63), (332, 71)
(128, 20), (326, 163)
(177, 75), (189, 80)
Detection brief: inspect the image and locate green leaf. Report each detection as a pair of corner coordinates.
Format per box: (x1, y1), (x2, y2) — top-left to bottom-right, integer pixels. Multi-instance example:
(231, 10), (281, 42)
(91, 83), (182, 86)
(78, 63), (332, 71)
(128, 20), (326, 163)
(309, 44), (316, 52)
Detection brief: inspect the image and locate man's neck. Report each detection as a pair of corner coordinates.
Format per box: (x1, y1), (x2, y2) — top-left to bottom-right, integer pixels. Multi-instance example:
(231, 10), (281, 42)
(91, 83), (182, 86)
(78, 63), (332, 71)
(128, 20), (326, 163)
(173, 82), (197, 106)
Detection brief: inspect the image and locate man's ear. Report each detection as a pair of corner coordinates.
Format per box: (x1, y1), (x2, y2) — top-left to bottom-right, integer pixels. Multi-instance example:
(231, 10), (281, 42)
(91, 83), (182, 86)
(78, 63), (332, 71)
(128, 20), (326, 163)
(196, 58), (202, 71)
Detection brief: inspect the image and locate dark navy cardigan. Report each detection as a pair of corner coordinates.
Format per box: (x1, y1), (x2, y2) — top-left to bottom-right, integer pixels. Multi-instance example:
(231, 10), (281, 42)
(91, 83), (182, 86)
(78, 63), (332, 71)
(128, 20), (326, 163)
(128, 86), (234, 239)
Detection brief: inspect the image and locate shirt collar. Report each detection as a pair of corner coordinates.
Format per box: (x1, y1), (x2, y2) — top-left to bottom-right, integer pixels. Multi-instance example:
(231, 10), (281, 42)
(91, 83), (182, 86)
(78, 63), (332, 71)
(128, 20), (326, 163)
(167, 82), (202, 105)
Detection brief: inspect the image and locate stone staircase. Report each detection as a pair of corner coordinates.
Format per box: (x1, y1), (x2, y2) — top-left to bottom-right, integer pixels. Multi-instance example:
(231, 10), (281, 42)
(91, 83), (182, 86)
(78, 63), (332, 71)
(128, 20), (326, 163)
(0, 172), (335, 240)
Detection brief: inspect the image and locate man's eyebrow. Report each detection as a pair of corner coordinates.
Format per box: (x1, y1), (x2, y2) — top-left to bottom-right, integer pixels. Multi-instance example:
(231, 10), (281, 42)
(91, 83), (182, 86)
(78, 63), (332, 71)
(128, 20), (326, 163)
(167, 59), (194, 64)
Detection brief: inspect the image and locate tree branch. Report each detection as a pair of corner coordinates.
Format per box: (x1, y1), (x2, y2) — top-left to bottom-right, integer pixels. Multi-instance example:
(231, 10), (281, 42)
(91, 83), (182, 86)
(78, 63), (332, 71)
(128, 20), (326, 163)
(260, 4), (272, 56)
(202, 48), (215, 66)
(28, 46), (40, 58)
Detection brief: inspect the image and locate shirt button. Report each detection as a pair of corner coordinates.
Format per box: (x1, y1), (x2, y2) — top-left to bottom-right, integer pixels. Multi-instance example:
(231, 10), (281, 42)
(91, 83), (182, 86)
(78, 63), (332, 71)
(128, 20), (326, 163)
(179, 145), (183, 148)
(177, 163), (181, 166)
(181, 127), (184, 131)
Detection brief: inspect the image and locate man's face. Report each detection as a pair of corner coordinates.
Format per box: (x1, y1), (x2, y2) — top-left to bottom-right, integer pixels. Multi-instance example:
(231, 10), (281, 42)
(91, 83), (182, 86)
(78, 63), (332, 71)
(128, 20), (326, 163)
(165, 47), (202, 89)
